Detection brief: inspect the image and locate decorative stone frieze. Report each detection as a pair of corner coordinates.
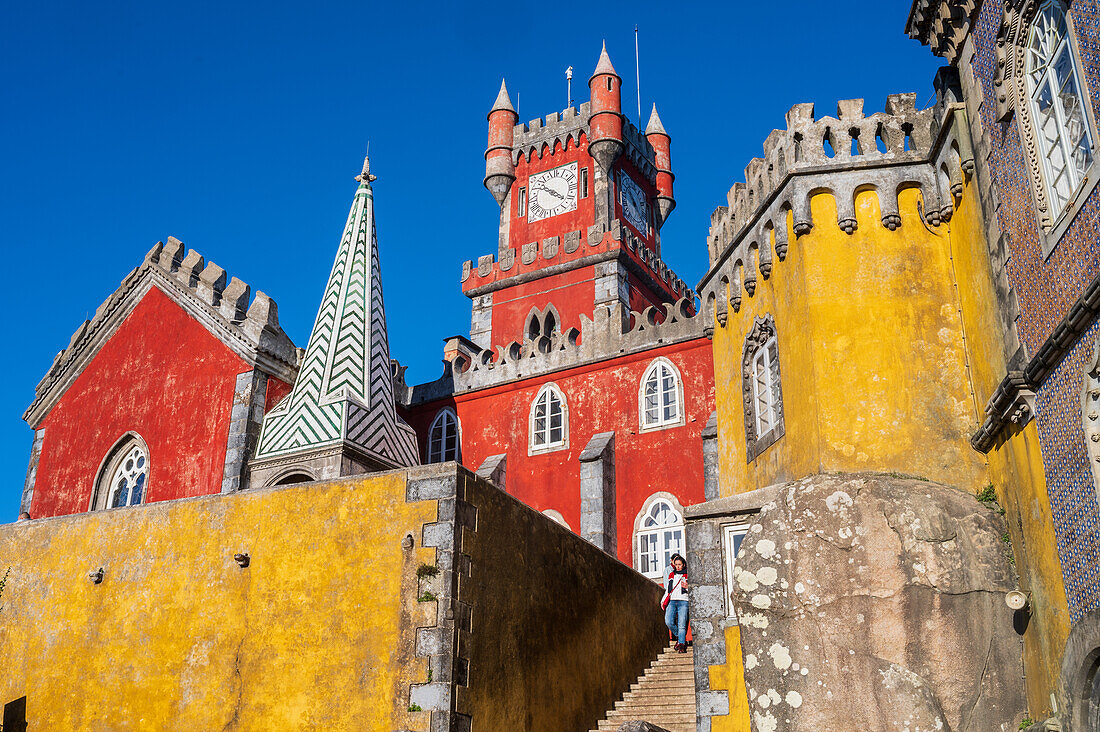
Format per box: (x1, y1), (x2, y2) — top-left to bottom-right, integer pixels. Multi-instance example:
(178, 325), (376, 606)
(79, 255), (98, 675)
(905, 0), (979, 64)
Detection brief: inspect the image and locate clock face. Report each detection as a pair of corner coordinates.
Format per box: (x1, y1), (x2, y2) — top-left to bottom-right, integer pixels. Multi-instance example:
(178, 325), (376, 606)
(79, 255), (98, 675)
(619, 171), (650, 235)
(528, 163), (579, 222)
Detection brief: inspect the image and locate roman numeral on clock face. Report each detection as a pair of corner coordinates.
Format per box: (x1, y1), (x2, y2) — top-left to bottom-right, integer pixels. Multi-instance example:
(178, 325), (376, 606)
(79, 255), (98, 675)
(527, 162), (579, 223)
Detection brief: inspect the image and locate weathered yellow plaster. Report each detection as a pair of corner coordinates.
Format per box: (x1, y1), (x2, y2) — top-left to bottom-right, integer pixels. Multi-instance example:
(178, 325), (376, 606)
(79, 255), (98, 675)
(712, 188), (987, 493)
(0, 472), (438, 731)
(707, 624), (752, 732)
(706, 176), (1069, 718)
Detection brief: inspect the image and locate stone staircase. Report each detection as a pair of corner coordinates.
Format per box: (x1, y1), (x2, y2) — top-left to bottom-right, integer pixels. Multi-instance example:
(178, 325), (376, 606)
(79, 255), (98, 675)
(591, 645), (697, 732)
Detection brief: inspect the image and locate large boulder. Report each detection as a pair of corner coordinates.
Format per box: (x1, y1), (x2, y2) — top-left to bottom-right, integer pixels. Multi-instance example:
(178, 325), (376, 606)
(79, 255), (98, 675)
(730, 473), (1025, 731)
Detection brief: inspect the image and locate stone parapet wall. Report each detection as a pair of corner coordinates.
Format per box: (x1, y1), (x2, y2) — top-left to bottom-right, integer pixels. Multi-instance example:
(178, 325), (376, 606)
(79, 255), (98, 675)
(0, 463), (665, 730)
(461, 217), (692, 303)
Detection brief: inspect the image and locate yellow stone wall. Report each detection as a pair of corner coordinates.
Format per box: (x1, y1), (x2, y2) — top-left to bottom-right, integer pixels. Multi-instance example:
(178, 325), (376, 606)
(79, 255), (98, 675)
(0, 471), (438, 731)
(705, 176), (1069, 717)
(943, 178), (1070, 716)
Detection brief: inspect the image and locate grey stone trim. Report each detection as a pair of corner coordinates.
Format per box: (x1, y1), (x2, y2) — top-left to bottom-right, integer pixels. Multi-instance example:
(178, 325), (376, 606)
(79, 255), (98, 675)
(474, 454), (506, 491)
(684, 485), (781, 521)
(741, 315), (784, 463)
(701, 412), (719, 501)
(469, 294), (493, 349)
(24, 237), (299, 428)
(972, 267), (1100, 452)
(449, 298), (706, 394)
(684, 504), (749, 730)
(1056, 606), (1100, 732)
(222, 370), (268, 493)
(21, 428), (45, 515)
(697, 93), (975, 300)
(461, 218), (693, 304)
(579, 432), (616, 553)
(511, 102), (592, 166)
(406, 466), (477, 732)
(905, 0), (978, 64)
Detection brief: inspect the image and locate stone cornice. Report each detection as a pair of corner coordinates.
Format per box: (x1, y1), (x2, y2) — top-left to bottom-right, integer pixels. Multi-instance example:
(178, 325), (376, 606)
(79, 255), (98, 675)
(906, 0), (979, 64)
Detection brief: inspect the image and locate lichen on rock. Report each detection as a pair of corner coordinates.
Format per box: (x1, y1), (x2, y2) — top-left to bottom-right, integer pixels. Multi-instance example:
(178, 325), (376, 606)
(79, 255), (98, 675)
(732, 472), (1024, 731)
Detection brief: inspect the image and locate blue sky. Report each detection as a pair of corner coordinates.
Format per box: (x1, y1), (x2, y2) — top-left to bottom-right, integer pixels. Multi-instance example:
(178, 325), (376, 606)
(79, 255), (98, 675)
(0, 1), (940, 520)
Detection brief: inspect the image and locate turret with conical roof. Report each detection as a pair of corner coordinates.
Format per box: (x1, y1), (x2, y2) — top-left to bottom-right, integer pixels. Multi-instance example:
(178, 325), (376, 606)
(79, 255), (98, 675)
(588, 42), (624, 172)
(485, 79), (519, 206)
(646, 104), (675, 228)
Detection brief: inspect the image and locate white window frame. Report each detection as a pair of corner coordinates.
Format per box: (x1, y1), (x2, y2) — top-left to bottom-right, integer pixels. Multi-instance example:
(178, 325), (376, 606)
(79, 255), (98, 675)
(1025, 0), (1097, 222)
(427, 408), (460, 463)
(542, 508), (571, 530)
(722, 522), (751, 618)
(751, 337), (779, 438)
(90, 432), (149, 511)
(529, 383), (569, 455)
(633, 493), (686, 580)
(639, 357), (685, 432)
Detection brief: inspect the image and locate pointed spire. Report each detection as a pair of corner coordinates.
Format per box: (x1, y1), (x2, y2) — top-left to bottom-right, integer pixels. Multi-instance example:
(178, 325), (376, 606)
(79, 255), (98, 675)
(355, 155), (377, 186)
(490, 79), (516, 115)
(646, 104), (668, 136)
(591, 40), (619, 80)
(251, 154), (420, 479)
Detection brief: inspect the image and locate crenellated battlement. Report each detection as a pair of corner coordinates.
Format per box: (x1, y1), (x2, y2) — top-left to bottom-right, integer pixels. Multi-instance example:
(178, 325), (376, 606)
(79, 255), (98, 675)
(709, 94), (937, 253)
(698, 93), (976, 330)
(620, 118), (657, 181)
(460, 218), (694, 302)
(513, 103), (591, 163)
(446, 296), (704, 394)
(24, 236), (300, 427)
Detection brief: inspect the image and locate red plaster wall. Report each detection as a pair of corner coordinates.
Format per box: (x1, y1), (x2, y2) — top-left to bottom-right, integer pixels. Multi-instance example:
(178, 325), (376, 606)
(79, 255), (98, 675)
(31, 287), (251, 517)
(435, 338), (714, 566)
(489, 268), (595, 347)
(265, 376), (293, 411)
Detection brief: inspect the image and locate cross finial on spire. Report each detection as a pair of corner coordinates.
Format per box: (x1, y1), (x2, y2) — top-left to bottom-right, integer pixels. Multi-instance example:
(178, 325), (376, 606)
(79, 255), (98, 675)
(355, 155), (377, 185)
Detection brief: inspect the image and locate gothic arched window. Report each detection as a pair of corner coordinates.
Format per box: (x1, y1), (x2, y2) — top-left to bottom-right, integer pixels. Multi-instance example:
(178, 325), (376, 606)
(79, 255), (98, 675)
(634, 494), (685, 580)
(742, 315), (784, 461)
(427, 408), (460, 463)
(1026, 0), (1095, 217)
(530, 383), (568, 454)
(92, 434), (149, 510)
(640, 358), (684, 430)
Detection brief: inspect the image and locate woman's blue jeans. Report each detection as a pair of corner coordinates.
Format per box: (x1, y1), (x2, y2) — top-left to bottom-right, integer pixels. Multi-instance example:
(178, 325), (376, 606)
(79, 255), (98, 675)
(665, 599), (689, 644)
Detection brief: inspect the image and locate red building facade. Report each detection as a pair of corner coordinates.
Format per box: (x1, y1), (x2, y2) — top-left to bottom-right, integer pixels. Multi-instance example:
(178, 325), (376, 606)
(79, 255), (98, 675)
(21, 238), (298, 517)
(21, 44), (715, 579)
(398, 45), (716, 573)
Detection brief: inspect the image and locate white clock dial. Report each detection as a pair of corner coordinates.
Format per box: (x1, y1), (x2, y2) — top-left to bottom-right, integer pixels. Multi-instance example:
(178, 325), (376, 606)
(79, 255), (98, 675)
(619, 171), (650, 235)
(528, 163), (579, 222)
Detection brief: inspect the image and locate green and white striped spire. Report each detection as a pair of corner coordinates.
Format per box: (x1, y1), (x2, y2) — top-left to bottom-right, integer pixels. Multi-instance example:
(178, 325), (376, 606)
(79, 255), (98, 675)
(254, 155), (419, 470)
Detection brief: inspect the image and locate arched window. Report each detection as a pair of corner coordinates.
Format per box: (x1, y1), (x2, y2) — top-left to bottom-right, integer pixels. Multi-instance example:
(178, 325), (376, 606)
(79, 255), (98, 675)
(427, 408), (460, 463)
(1026, 1), (1095, 217)
(742, 315), (785, 461)
(530, 383), (568, 454)
(640, 358), (684, 430)
(634, 494), (685, 580)
(91, 434), (149, 510)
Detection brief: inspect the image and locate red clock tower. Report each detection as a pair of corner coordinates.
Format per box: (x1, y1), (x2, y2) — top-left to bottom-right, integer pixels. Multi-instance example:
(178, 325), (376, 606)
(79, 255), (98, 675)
(463, 43), (689, 351)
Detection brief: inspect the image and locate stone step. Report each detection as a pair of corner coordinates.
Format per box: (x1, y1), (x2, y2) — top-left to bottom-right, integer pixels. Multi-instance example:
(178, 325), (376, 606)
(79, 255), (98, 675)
(589, 647), (696, 732)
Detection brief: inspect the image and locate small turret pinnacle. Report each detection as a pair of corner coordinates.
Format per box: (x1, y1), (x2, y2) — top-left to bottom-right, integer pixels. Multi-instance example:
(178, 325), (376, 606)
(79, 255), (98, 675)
(591, 41), (619, 80)
(490, 79), (516, 115)
(355, 155), (377, 186)
(645, 104), (668, 136)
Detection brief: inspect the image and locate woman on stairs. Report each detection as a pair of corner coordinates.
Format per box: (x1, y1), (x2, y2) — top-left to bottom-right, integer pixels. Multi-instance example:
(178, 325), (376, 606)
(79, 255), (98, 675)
(661, 553), (690, 653)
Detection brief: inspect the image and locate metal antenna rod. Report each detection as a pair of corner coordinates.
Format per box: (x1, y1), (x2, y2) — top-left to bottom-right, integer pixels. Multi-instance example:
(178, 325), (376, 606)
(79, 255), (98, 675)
(635, 25), (642, 127)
